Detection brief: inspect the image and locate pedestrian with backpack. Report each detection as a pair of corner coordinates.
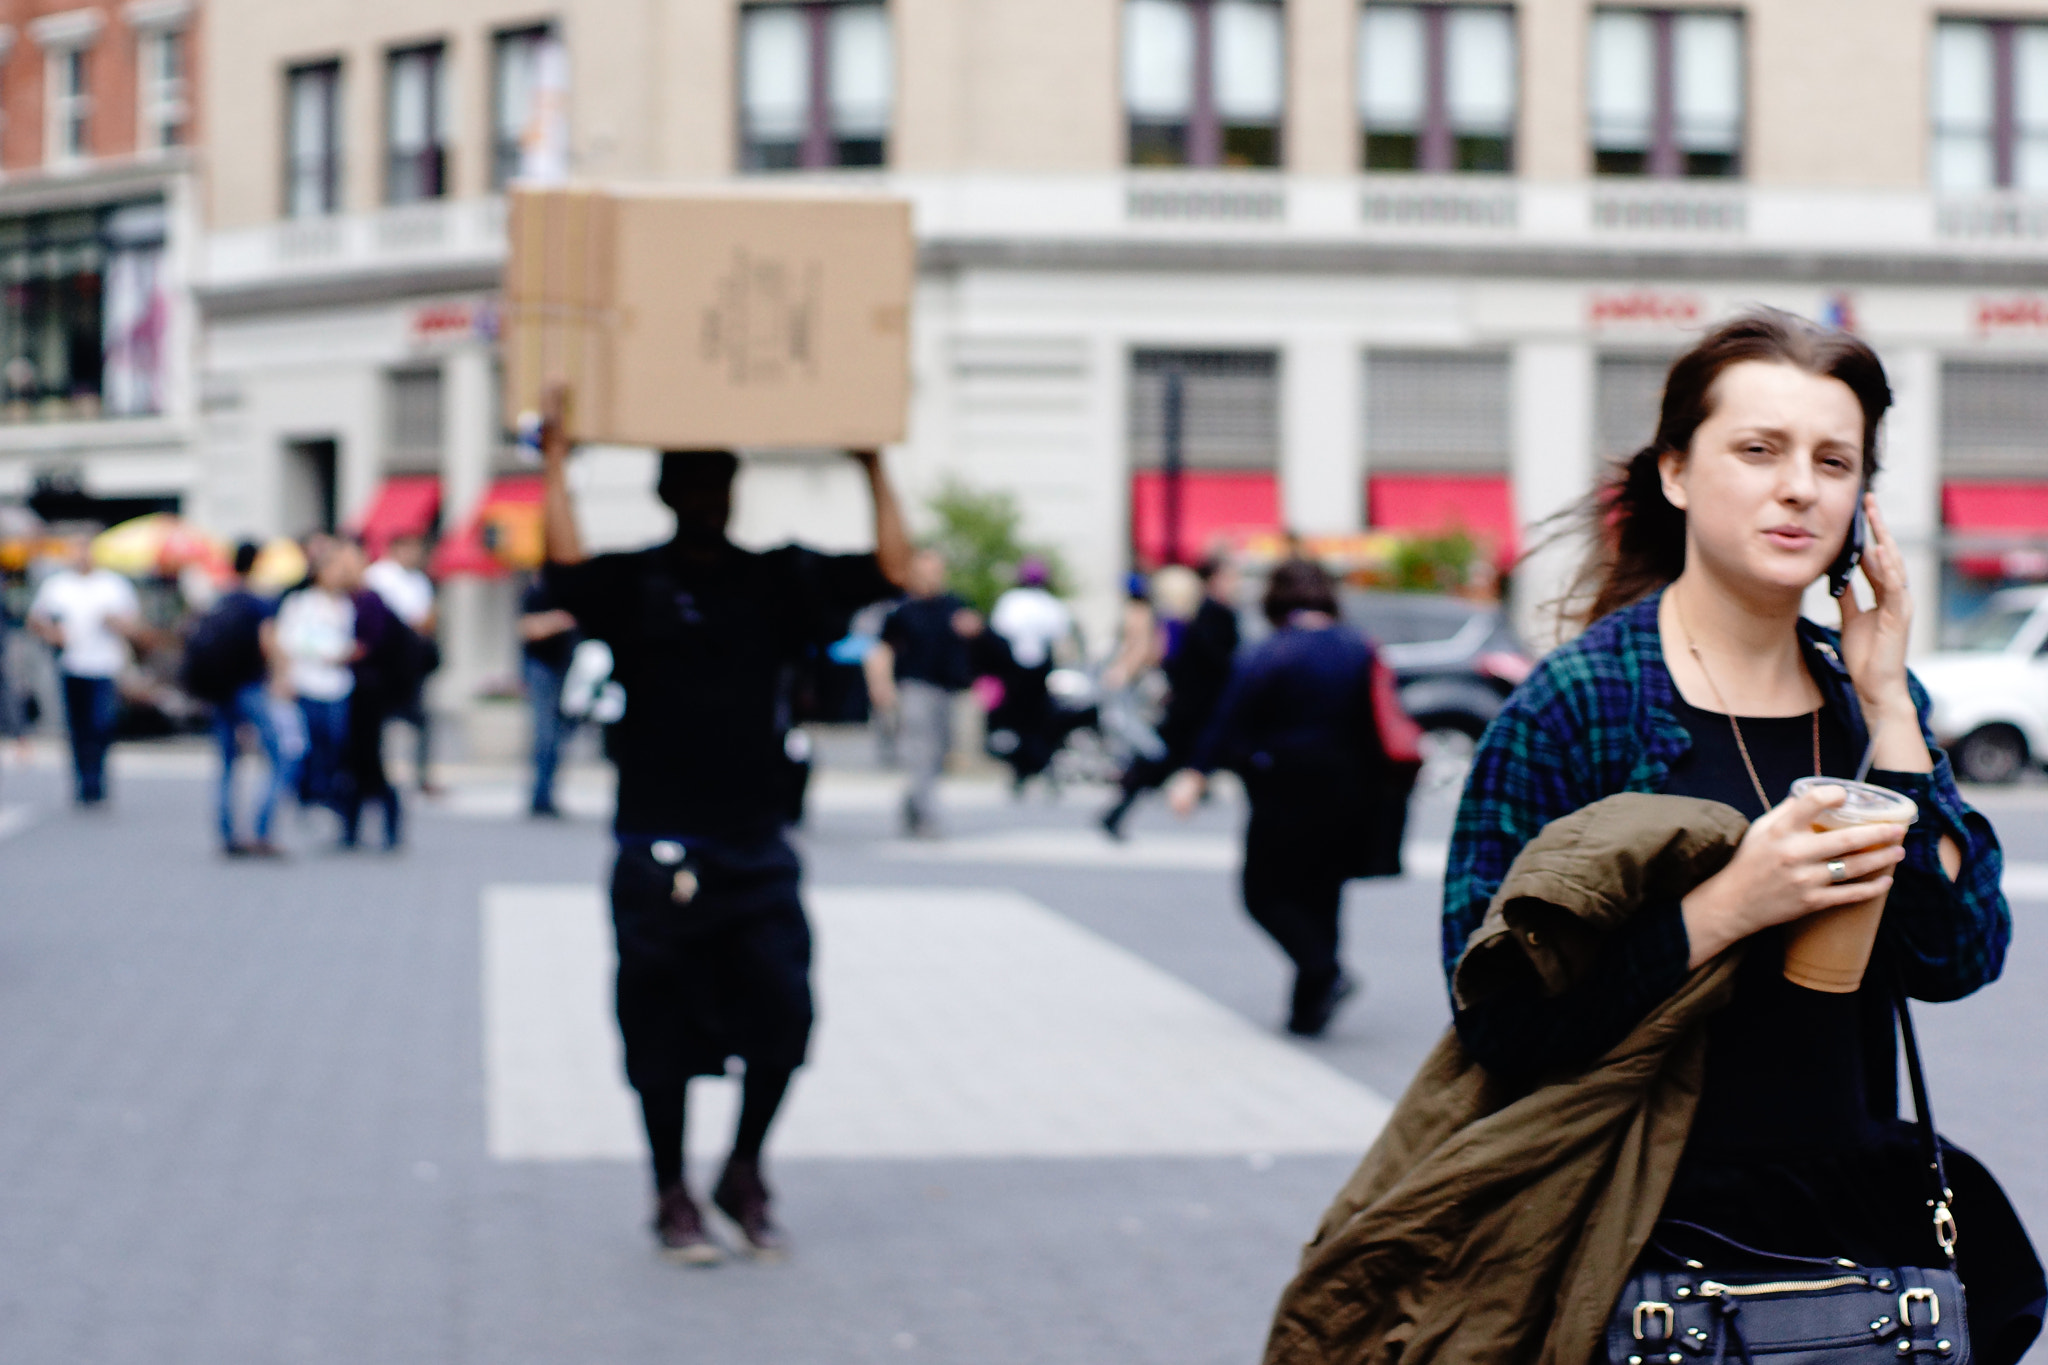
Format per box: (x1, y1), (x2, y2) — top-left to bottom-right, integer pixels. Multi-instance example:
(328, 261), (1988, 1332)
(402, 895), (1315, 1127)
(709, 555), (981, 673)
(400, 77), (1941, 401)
(183, 541), (288, 856)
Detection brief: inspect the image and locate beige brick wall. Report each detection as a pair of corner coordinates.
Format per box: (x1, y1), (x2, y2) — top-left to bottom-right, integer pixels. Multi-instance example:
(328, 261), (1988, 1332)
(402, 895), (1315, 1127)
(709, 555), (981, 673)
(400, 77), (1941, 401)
(209, 0), (2048, 226)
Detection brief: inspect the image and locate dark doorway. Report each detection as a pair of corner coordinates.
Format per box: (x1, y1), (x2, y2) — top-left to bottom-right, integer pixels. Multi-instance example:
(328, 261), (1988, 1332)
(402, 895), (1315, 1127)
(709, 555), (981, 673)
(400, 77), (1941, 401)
(284, 438), (339, 535)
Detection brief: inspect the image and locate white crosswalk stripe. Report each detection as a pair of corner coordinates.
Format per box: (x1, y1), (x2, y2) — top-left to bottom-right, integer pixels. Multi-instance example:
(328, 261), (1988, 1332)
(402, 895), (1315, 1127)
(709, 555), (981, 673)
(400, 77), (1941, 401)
(481, 884), (1393, 1162)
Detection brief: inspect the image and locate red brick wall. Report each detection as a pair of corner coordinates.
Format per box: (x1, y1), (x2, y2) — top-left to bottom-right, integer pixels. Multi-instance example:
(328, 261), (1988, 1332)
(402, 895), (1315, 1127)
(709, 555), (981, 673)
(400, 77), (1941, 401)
(0, 0), (202, 173)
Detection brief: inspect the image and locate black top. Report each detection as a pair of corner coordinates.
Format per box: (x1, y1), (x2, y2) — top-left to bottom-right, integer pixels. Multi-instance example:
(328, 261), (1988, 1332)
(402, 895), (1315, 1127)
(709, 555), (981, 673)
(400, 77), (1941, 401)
(519, 578), (580, 672)
(544, 540), (892, 837)
(1657, 697), (1894, 1154)
(1190, 622), (1378, 805)
(1160, 597), (1240, 758)
(881, 593), (973, 690)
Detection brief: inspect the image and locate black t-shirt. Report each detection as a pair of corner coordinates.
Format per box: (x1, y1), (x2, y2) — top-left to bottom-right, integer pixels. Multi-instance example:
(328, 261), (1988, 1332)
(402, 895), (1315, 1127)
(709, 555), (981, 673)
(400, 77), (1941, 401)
(880, 593), (972, 690)
(545, 539), (892, 836)
(1658, 695), (1886, 1154)
(520, 578), (580, 672)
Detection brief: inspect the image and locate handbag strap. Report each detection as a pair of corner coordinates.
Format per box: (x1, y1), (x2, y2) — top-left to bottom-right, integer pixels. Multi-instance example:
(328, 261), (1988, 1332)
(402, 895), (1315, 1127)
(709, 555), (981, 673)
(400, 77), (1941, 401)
(1892, 967), (1959, 1267)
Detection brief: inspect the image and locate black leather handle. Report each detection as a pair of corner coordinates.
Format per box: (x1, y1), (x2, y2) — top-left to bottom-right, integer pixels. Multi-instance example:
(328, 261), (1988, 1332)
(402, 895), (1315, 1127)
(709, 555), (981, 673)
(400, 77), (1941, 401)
(1892, 967), (1959, 1267)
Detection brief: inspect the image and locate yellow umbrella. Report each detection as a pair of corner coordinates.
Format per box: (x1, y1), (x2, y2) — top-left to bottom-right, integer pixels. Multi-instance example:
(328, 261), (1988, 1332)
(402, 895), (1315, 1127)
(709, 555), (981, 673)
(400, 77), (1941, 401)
(247, 537), (308, 592)
(91, 513), (228, 578)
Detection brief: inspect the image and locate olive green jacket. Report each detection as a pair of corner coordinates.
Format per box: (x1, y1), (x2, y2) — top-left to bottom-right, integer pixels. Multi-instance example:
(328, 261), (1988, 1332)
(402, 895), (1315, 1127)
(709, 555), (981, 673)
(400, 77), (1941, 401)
(1265, 793), (1751, 1365)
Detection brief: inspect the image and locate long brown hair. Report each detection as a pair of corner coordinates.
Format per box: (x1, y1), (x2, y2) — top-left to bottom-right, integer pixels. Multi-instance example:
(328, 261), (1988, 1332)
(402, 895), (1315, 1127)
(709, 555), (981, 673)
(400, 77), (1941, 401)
(1566, 308), (1894, 626)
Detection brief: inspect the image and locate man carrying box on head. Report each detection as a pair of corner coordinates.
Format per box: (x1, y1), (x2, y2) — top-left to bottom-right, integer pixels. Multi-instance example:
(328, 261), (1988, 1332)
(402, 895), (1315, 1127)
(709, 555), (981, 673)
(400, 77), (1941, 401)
(537, 385), (912, 1265)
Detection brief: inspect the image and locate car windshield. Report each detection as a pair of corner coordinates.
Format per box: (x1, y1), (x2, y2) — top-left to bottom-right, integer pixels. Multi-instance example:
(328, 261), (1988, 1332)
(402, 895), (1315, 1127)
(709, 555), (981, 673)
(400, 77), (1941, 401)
(1947, 602), (2037, 652)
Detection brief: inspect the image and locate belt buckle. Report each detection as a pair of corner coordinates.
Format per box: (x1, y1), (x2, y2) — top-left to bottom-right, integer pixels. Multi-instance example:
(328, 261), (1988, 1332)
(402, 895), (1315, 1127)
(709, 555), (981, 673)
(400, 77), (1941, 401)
(1633, 1301), (1675, 1342)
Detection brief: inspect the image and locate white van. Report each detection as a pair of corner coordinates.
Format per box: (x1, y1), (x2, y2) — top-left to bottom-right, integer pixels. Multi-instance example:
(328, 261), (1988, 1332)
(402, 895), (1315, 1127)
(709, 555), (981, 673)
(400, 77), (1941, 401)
(1914, 585), (2048, 784)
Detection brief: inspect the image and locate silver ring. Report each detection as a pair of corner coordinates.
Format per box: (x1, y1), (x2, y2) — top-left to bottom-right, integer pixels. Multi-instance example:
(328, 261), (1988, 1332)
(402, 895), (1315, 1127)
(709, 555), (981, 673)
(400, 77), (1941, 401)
(1827, 859), (1850, 884)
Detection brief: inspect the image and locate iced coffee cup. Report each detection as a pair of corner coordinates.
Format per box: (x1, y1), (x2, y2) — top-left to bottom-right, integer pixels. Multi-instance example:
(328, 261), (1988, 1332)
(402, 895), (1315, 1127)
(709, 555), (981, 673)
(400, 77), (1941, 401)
(1782, 777), (1919, 993)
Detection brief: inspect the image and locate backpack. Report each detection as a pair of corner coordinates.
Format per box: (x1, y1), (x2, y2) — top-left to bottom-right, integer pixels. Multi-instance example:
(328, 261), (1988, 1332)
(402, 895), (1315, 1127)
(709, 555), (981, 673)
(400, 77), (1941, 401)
(180, 593), (269, 704)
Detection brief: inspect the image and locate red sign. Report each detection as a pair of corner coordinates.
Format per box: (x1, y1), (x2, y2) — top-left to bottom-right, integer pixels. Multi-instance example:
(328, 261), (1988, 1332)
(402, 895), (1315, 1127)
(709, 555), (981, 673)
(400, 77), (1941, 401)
(1973, 295), (2048, 335)
(1588, 290), (1702, 329)
(410, 301), (499, 343)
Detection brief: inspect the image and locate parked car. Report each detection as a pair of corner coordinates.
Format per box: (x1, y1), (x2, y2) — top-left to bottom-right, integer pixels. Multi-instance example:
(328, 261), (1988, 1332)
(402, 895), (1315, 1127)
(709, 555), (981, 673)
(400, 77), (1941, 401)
(1914, 585), (2048, 785)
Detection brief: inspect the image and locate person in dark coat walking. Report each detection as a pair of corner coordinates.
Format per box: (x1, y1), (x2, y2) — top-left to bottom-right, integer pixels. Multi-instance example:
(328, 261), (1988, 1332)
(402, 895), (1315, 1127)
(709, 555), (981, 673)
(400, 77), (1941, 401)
(341, 540), (407, 850)
(537, 386), (911, 1264)
(1101, 554), (1241, 839)
(1168, 558), (1404, 1037)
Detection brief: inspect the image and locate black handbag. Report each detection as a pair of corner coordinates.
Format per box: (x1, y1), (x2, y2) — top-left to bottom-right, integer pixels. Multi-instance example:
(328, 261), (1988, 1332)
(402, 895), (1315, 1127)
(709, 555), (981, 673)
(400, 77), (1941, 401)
(1607, 986), (1968, 1364)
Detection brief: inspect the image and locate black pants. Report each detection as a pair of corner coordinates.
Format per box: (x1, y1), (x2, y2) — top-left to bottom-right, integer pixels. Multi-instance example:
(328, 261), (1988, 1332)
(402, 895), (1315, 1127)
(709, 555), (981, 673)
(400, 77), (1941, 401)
(1241, 817), (1350, 1009)
(341, 691), (400, 847)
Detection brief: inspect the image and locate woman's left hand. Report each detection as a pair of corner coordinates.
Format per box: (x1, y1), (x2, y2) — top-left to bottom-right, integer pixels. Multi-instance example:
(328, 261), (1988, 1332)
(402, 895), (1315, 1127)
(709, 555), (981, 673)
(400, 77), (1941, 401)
(1837, 494), (1914, 719)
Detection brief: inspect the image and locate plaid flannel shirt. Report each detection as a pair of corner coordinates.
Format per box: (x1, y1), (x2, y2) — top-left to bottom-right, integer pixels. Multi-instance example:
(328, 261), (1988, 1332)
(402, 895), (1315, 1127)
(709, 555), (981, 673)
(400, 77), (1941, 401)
(1443, 590), (2010, 1011)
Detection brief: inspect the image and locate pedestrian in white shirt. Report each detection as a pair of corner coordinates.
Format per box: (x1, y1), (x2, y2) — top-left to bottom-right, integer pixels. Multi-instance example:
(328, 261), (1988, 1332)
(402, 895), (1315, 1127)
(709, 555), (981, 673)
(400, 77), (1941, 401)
(363, 532), (439, 793)
(274, 545), (361, 813)
(985, 558), (1077, 794)
(27, 534), (142, 805)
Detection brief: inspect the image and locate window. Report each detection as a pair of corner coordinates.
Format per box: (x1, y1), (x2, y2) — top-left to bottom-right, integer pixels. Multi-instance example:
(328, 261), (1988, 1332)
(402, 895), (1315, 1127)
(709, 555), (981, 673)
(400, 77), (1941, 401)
(285, 62), (342, 217)
(1365, 351), (1509, 470)
(1933, 20), (2048, 193)
(1596, 353), (1673, 458)
(46, 47), (91, 166)
(387, 367), (444, 470)
(1590, 9), (1742, 177)
(138, 28), (187, 152)
(1941, 362), (2048, 475)
(740, 2), (892, 171)
(1124, 0), (1284, 168)
(386, 43), (448, 204)
(493, 25), (564, 188)
(1130, 350), (1281, 468)
(0, 201), (168, 422)
(1358, 5), (1515, 172)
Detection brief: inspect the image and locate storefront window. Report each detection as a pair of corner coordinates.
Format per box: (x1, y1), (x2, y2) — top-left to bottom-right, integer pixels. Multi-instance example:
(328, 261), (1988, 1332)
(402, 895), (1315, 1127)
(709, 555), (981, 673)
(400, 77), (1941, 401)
(0, 201), (166, 423)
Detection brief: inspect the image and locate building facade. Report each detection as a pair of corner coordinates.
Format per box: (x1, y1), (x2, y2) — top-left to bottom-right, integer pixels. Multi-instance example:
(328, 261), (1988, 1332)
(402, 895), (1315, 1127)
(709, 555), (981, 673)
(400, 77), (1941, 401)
(198, 0), (2048, 705)
(0, 0), (199, 529)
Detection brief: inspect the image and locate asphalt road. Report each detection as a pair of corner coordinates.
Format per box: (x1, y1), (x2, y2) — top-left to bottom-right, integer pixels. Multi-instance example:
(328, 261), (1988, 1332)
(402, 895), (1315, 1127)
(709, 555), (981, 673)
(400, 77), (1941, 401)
(2, 740), (2044, 1365)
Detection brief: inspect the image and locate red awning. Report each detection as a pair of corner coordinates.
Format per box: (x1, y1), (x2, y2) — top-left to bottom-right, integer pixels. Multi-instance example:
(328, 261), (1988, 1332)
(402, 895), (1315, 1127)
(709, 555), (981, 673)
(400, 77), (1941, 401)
(351, 475), (441, 559)
(432, 474), (546, 578)
(1368, 473), (1519, 561)
(1130, 471), (1279, 566)
(1943, 480), (2048, 579)
(1943, 481), (2048, 533)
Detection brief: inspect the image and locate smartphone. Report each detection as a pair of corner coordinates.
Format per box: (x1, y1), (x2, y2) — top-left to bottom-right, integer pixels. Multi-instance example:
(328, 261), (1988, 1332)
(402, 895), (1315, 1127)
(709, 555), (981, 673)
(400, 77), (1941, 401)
(1828, 500), (1867, 599)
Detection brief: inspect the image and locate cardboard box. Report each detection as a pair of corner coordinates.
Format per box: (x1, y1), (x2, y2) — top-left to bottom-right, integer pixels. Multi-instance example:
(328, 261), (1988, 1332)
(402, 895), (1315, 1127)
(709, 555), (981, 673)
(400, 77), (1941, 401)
(502, 186), (913, 449)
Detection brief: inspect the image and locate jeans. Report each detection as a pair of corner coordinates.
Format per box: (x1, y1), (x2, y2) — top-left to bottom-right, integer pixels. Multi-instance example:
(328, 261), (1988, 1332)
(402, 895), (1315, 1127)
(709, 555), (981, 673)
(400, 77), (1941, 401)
(297, 696), (350, 811)
(60, 674), (119, 804)
(214, 684), (287, 849)
(389, 682), (433, 789)
(525, 657), (573, 813)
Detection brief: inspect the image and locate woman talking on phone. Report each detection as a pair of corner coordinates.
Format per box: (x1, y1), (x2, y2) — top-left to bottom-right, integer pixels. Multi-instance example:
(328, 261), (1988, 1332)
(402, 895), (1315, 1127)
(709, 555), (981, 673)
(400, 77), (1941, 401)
(1428, 312), (2039, 1360)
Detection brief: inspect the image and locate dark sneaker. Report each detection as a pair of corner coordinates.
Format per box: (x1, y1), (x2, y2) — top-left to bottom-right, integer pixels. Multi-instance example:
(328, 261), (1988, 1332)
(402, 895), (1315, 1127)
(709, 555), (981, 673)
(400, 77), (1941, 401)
(1287, 972), (1358, 1038)
(653, 1184), (724, 1266)
(712, 1158), (787, 1260)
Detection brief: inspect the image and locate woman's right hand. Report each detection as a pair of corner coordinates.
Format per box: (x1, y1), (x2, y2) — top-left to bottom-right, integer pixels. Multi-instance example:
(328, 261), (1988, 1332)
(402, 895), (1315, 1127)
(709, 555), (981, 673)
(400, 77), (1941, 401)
(1680, 784), (1908, 968)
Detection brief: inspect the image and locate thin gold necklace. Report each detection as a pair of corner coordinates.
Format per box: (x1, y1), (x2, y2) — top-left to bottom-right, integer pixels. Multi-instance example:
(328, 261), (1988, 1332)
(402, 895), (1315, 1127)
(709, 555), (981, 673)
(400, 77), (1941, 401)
(1672, 591), (1821, 816)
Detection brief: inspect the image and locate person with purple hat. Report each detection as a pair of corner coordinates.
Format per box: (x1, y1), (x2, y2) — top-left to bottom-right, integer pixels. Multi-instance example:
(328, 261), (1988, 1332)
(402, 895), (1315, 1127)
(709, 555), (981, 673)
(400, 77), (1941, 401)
(986, 557), (1075, 794)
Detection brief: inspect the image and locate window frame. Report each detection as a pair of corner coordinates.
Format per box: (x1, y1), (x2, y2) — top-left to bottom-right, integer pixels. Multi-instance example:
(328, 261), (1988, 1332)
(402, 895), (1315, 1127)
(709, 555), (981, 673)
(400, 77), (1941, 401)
(384, 41), (450, 206)
(44, 45), (92, 168)
(283, 59), (344, 219)
(1589, 6), (1745, 180)
(1357, 3), (1517, 174)
(1125, 0), (1287, 169)
(737, 1), (894, 172)
(490, 23), (557, 190)
(137, 26), (188, 154)
(1932, 18), (2048, 193)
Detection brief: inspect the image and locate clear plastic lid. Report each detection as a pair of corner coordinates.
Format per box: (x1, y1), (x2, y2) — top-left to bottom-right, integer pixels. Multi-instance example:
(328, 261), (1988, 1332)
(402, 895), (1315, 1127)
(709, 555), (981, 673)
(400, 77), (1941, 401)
(1789, 776), (1919, 826)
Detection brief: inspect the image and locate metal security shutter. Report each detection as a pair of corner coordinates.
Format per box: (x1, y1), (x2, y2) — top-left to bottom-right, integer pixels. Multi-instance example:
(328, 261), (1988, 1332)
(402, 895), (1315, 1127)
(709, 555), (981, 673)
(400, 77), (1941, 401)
(1129, 349), (1280, 470)
(387, 366), (443, 472)
(1364, 350), (1510, 471)
(1596, 353), (1672, 459)
(1942, 362), (2048, 477)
